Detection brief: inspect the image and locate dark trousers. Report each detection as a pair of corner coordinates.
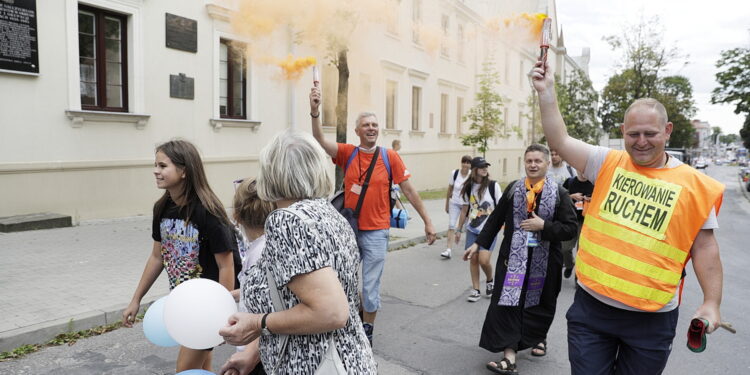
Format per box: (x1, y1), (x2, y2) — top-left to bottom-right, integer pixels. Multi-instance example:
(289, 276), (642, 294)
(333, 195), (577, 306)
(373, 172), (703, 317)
(566, 287), (679, 375)
(560, 220), (583, 269)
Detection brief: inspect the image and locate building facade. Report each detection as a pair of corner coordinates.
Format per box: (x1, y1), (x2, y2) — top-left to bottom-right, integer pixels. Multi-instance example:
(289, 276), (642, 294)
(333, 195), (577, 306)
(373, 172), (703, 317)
(0, 0), (585, 221)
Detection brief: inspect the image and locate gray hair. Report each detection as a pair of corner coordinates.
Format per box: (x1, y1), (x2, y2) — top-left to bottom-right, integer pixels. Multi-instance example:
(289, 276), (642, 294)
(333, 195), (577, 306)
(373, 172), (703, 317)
(355, 112), (378, 128)
(624, 98), (668, 126)
(525, 143), (550, 161)
(256, 130), (334, 202)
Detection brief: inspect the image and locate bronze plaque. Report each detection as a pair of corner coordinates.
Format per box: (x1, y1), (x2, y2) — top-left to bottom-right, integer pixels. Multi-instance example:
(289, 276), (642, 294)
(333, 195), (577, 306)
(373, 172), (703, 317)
(165, 13), (197, 53)
(170, 73), (194, 99)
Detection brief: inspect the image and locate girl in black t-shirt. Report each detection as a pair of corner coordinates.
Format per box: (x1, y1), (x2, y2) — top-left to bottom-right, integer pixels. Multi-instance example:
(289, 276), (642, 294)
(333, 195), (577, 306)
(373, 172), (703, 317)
(122, 139), (239, 373)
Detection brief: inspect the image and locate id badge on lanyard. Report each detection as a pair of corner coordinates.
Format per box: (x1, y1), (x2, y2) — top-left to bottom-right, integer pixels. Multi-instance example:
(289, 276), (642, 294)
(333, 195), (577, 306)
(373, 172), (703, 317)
(526, 231), (539, 247)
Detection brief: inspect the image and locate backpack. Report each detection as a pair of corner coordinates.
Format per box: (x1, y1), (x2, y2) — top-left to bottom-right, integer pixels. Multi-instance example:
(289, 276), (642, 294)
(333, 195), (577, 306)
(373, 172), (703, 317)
(332, 147), (402, 227)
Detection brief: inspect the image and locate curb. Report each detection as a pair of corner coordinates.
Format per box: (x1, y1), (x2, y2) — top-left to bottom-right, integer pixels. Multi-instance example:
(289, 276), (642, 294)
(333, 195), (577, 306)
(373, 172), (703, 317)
(0, 297), (164, 353)
(0, 231), (440, 354)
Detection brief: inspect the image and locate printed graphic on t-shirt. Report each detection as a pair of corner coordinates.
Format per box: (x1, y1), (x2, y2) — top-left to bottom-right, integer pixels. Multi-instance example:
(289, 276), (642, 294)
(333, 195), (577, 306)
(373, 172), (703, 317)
(160, 218), (202, 289)
(468, 194), (493, 229)
(599, 167), (682, 240)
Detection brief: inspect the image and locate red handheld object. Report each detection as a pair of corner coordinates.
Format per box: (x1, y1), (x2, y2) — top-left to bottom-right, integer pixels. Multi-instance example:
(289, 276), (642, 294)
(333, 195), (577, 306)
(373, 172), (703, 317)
(687, 318), (708, 353)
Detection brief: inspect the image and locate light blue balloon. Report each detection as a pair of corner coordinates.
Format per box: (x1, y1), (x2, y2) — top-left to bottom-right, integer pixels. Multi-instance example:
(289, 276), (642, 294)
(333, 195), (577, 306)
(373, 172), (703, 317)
(176, 370), (215, 375)
(143, 296), (178, 347)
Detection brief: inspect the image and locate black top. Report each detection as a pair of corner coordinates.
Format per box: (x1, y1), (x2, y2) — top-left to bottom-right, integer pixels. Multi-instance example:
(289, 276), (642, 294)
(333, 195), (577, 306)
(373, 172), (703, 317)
(152, 199), (241, 289)
(563, 177), (594, 221)
(475, 180), (578, 256)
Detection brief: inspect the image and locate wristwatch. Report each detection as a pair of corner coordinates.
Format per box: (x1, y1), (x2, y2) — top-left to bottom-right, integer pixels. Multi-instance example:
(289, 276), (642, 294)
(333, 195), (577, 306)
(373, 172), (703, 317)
(261, 313), (272, 336)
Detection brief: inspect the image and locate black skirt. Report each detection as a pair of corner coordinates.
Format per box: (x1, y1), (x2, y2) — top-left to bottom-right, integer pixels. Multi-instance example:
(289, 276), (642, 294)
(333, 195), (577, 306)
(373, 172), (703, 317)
(478, 245), (563, 352)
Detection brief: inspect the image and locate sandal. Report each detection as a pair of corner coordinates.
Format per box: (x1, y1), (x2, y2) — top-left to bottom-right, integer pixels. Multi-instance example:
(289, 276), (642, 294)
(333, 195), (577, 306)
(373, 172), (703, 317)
(486, 357), (517, 374)
(531, 340), (547, 357)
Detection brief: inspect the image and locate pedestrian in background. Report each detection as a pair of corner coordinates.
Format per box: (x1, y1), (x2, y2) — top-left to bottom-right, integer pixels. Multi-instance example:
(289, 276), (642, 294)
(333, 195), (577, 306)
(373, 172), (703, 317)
(456, 157), (502, 303)
(441, 155), (472, 259)
(465, 144), (577, 374)
(225, 178), (275, 374)
(219, 130), (377, 374)
(560, 170), (593, 278)
(122, 139), (241, 373)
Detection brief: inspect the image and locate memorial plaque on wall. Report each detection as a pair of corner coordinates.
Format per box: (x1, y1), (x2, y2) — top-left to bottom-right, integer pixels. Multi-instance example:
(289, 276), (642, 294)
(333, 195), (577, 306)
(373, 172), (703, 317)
(0, 0), (39, 74)
(165, 13), (197, 53)
(170, 73), (194, 99)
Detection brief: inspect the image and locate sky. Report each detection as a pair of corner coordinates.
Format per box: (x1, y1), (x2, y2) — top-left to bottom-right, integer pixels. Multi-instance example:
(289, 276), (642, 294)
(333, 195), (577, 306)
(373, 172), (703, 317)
(556, 0), (749, 135)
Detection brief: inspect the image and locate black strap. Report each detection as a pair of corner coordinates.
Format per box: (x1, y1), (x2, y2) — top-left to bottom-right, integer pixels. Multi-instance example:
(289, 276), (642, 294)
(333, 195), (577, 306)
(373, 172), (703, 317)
(566, 164), (574, 178)
(452, 169), (459, 183)
(489, 180), (497, 203)
(354, 147), (380, 218)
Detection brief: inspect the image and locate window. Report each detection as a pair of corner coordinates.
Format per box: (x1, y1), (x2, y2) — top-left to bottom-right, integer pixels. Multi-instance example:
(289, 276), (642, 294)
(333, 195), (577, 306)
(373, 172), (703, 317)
(440, 93), (448, 133)
(503, 109), (509, 135)
(412, 0), (422, 44)
(78, 6), (128, 112)
(457, 24), (465, 63)
(519, 60), (525, 88)
(386, 1), (399, 35)
(456, 96), (464, 134)
(411, 86), (421, 130)
(386, 80), (397, 129)
(220, 39), (247, 119)
(440, 14), (450, 58)
(503, 158), (507, 176)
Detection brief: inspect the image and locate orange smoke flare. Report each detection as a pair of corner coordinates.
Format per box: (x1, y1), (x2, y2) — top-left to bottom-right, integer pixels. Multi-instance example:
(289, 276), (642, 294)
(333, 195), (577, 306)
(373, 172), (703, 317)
(486, 13), (548, 40)
(277, 55), (317, 80)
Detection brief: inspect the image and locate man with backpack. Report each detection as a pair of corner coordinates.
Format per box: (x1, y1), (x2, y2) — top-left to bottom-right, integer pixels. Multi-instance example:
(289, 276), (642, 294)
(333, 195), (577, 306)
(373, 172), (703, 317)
(309, 85), (436, 346)
(441, 155), (473, 259)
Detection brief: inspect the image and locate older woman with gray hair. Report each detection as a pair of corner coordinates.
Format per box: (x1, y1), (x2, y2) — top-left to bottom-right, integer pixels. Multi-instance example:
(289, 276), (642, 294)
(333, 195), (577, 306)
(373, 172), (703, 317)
(219, 130), (376, 375)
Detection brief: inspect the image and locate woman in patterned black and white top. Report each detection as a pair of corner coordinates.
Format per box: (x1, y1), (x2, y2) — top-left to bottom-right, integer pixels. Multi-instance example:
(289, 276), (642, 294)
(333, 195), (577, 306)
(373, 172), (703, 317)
(219, 130), (376, 375)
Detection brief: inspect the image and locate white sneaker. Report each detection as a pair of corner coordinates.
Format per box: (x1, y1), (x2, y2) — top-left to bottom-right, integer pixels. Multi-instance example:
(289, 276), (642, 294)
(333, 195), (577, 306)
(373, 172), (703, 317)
(440, 249), (452, 259)
(467, 289), (481, 302)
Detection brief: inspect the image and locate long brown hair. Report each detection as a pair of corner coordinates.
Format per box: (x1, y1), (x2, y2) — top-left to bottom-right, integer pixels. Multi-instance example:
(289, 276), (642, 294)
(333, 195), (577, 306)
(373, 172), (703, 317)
(153, 139), (232, 227)
(460, 167), (490, 202)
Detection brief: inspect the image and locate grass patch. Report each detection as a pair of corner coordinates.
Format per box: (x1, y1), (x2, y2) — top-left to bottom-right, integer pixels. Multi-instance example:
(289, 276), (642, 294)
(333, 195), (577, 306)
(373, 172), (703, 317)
(417, 188), (448, 201)
(0, 314), (143, 362)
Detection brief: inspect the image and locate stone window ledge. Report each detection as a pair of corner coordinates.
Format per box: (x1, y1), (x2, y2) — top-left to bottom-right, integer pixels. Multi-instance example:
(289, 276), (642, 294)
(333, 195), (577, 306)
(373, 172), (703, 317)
(322, 125), (336, 133)
(210, 118), (261, 131)
(65, 110), (151, 129)
(383, 129), (402, 135)
(409, 130), (426, 136)
(438, 132), (453, 138)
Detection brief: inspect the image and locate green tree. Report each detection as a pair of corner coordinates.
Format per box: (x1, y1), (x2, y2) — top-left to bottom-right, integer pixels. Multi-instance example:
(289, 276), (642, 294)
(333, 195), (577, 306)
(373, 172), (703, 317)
(599, 17), (695, 143)
(654, 75), (696, 148)
(711, 47), (750, 115)
(555, 68), (601, 143)
(740, 115), (750, 149)
(719, 133), (739, 144)
(461, 60), (509, 157)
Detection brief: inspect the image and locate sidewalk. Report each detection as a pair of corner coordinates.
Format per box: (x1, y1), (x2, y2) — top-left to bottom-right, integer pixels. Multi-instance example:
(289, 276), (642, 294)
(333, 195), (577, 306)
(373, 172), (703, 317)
(0, 198), (450, 353)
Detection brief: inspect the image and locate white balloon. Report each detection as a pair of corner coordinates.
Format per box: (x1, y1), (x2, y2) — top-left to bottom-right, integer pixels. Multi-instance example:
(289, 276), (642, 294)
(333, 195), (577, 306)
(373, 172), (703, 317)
(163, 278), (238, 349)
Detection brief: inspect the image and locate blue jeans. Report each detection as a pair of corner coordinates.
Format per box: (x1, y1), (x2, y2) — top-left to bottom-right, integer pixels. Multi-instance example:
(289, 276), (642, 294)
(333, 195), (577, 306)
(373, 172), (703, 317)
(358, 229), (389, 313)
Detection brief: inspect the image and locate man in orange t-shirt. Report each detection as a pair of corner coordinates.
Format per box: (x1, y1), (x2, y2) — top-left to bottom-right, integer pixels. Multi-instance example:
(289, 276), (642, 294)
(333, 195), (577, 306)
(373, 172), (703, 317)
(310, 85), (436, 346)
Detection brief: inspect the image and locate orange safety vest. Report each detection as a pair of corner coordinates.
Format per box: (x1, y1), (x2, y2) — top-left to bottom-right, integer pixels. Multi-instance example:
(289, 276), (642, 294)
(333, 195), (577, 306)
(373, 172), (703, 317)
(577, 150), (724, 311)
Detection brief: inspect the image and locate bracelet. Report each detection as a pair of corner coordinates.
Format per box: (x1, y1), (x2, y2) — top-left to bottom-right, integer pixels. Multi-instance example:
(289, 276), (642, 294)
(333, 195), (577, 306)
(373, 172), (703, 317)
(310, 112), (320, 118)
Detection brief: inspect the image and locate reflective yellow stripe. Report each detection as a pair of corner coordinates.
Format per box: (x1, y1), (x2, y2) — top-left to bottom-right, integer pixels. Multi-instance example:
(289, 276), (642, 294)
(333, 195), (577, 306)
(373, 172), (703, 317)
(585, 216), (687, 263)
(578, 236), (681, 285)
(577, 259), (674, 304)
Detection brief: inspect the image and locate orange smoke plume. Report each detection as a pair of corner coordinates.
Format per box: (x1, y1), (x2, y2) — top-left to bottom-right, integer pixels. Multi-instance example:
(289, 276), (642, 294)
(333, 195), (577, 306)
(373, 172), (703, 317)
(486, 13), (548, 41)
(277, 55), (317, 80)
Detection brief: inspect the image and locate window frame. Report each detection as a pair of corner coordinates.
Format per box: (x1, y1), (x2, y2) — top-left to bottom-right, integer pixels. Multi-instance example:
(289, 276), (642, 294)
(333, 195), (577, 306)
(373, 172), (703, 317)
(219, 39), (248, 120)
(78, 5), (129, 112)
(411, 85), (422, 131)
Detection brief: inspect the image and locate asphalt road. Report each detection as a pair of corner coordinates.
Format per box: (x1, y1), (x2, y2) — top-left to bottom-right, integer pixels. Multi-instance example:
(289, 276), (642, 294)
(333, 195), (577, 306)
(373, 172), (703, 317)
(1, 165), (747, 375)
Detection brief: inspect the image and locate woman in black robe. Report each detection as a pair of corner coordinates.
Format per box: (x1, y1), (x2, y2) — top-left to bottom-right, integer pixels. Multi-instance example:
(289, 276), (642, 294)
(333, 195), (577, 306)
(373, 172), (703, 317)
(466, 145), (577, 374)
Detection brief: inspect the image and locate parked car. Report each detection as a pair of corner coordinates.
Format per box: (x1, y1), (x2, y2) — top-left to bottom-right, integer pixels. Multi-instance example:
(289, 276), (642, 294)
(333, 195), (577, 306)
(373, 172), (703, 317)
(694, 158), (708, 169)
